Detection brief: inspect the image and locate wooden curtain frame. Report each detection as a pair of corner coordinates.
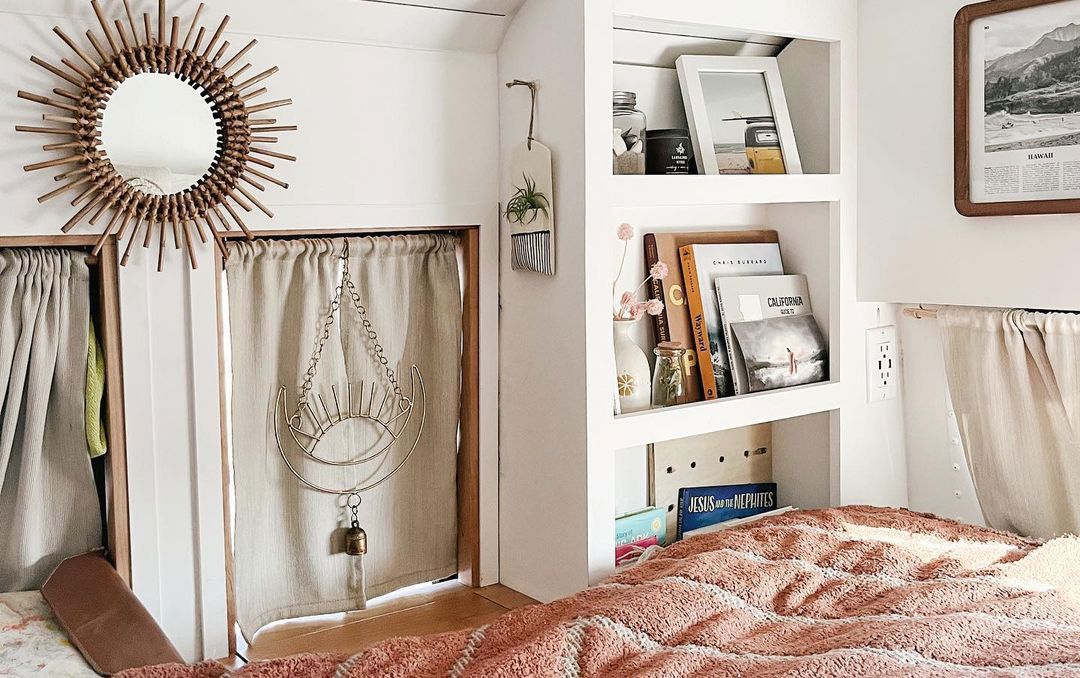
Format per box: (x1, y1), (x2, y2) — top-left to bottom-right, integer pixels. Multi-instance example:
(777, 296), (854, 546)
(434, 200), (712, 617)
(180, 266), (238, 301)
(0, 235), (131, 586)
(215, 225), (481, 656)
(955, 0), (1080, 216)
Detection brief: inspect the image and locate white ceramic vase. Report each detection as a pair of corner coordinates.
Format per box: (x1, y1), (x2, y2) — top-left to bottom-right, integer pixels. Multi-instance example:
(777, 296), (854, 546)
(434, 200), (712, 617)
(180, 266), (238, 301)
(613, 318), (651, 413)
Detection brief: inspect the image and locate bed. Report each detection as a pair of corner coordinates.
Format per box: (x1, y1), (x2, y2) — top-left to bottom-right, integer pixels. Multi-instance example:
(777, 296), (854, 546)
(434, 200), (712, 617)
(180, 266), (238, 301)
(0, 591), (97, 677)
(120, 506), (1080, 677)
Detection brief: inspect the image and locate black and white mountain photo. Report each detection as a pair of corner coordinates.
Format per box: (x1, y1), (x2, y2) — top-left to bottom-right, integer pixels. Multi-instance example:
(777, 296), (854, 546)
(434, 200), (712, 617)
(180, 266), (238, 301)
(983, 4), (1080, 152)
(730, 315), (827, 394)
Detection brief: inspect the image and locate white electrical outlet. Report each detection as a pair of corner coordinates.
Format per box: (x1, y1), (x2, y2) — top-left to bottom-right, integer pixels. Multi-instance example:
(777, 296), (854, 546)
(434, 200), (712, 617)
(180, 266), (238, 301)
(866, 325), (898, 403)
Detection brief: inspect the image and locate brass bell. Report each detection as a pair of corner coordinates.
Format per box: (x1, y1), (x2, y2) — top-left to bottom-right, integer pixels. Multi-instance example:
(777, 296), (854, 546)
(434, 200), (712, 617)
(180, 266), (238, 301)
(345, 525), (368, 556)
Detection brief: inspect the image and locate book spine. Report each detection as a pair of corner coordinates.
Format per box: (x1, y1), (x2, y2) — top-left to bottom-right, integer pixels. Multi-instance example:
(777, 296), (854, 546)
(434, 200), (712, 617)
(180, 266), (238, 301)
(679, 247), (717, 400)
(675, 489), (686, 541)
(716, 287), (742, 396)
(643, 234), (670, 343)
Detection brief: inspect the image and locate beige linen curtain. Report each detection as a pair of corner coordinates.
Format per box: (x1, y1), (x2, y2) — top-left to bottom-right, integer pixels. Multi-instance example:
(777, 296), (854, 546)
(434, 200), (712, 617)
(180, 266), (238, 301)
(939, 306), (1080, 538)
(0, 249), (100, 592)
(228, 235), (461, 640)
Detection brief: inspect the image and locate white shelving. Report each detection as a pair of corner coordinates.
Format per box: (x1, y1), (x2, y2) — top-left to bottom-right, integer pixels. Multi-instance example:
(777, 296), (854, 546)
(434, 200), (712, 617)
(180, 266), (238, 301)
(611, 382), (842, 450)
(612, 174), (842, 207)
(497, 0), (902, 607)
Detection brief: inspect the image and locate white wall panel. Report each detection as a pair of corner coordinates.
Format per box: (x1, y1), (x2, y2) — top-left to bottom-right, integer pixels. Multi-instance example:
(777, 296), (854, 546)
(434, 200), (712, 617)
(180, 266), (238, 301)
(497, 0), (591, 604)
(0, 0), (514, 53)
(897, 316), (984, 525)
(859, 0), (1080, 312)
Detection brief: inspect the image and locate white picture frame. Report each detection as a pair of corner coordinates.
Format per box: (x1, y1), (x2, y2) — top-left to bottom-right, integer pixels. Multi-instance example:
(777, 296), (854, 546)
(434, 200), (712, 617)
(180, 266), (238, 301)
(676, 55), (803, 176)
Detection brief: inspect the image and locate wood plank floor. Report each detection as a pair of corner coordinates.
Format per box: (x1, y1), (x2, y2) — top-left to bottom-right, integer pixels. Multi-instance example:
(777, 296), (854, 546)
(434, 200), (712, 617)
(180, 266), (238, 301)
(243, 581), (537, 661)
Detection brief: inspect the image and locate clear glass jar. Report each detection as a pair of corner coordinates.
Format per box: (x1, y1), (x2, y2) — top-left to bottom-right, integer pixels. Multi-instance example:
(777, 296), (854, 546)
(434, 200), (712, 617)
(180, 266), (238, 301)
(652, 343), (689, 408)
(613, 91), (647, 175)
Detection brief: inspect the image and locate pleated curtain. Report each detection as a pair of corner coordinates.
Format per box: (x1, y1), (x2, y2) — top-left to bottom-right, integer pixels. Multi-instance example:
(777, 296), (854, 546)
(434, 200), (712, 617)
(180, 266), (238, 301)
(0, 249), (101, 592)
(227, 236), (461, 640)
(939, 306), (1080, 539)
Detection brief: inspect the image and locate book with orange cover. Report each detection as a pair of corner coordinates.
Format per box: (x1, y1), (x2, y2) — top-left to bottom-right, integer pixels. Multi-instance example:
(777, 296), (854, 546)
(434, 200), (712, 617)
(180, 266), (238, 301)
(679, 242), (784, 399)
(644, 230), (778, 401)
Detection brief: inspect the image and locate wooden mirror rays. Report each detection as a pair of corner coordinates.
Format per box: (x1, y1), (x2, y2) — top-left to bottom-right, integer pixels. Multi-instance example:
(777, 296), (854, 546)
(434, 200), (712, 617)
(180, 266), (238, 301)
(16, 0), (296, 270)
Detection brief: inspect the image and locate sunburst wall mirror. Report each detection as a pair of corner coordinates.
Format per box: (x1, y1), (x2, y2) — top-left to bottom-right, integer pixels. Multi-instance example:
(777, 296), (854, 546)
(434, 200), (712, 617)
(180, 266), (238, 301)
(17, 0), (296, 270)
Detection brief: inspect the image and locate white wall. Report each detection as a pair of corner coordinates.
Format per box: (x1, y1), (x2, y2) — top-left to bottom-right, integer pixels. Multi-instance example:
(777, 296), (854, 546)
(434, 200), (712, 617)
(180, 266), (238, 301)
(896, 316), (984, 525)
(0, 0), (501, 660)
(496, 0), (592, 603)
(858, 0), (1080, 521)
(859, 0), (1080, 312)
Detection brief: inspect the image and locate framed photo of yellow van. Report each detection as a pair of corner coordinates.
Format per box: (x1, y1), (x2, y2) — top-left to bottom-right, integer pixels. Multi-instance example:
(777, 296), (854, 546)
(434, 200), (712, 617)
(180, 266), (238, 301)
(676, 56), (802, 176)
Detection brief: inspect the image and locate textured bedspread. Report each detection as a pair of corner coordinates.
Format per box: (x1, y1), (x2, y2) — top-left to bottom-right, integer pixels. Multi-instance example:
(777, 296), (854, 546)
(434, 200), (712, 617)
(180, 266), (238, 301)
(122, 506), (1080, 677)
(0, 591), (96, 677)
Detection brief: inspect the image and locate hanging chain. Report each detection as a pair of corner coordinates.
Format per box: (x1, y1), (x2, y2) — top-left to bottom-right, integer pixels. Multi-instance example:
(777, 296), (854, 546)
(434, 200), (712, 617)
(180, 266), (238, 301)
(341, 247), (405, 403)
(292, 241), (407, 425)
(294, 277), (343, 424)
(348, 493), (362, 528)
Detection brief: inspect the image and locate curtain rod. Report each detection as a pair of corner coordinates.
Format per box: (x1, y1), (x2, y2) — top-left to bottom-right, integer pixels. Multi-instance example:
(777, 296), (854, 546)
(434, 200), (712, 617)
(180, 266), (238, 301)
(903, 305), (938, 320)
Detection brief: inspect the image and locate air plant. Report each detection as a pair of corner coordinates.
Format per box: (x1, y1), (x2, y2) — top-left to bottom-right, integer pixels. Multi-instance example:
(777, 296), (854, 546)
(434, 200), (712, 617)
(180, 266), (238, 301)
(613, 223), (667, 320)
(505, 173), (551, 225)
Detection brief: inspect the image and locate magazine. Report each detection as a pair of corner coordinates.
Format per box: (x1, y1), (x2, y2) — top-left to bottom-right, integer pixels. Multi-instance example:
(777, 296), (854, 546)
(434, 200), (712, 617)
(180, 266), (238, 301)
(714, 274), (822, 395)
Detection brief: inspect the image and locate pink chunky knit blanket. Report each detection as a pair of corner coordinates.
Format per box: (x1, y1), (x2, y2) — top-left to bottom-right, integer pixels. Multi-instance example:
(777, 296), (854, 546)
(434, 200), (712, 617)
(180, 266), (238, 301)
(122, 506), (1080, 677)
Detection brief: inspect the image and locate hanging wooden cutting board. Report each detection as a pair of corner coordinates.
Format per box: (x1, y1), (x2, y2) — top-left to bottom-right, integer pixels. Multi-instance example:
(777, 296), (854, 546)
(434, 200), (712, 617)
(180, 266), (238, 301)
(507, 140), (556, 275)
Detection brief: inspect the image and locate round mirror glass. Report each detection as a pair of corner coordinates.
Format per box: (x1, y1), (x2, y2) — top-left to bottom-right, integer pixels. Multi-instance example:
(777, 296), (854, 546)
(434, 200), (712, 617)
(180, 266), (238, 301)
(100, 73), (220, 195)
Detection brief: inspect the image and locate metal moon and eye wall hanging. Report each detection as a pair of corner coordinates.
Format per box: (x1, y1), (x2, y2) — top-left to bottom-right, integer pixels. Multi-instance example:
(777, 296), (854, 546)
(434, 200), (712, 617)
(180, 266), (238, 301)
(16, 0), (296, 270)
(272, 243), (427, 558)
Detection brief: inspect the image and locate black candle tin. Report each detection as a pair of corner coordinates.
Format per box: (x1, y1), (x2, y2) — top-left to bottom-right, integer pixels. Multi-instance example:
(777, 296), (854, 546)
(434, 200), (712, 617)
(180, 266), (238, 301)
(646, 129), (693, 175)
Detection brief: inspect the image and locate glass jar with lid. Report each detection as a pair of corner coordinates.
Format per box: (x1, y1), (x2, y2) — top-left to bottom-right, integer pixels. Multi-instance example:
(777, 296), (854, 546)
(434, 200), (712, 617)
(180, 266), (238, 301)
(613, 91), (646, 175)
(652, 342), (689, 408)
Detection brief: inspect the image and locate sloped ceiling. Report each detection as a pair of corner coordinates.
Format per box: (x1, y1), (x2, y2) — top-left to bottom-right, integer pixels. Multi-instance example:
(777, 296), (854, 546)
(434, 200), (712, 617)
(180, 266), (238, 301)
(367, 0), (527, 15)
(0, 0), (526, 53)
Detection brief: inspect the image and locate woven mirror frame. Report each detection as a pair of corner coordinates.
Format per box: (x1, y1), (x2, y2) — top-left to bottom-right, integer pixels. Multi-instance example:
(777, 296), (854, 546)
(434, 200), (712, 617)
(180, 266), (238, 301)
(17, 0), (295, 270)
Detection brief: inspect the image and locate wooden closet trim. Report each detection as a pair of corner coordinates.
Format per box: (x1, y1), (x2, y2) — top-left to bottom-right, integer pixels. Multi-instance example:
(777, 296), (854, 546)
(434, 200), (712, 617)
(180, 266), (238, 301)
(0, 235), (131, 586)
(216, 225), (482, 655)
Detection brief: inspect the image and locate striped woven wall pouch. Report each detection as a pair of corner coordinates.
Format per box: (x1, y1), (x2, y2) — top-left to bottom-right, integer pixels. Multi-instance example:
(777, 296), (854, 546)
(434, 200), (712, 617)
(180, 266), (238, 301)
(506, 80), (556, 276)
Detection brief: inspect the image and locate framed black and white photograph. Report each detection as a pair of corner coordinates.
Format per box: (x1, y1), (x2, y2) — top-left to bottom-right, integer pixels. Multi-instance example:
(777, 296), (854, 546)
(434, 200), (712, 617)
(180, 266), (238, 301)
(957, 0), (1080, 216)
(675, 56), (802, 176)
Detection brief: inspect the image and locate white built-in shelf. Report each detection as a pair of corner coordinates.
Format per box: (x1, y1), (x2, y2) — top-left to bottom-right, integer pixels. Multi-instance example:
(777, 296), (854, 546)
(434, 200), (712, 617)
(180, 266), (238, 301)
(611, 381), (842, 450)
(612, 174), (842, 207)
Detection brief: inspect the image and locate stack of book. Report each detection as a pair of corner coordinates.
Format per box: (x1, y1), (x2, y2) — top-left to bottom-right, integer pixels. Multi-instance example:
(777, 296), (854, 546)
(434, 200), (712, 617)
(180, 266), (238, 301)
(644, 231), (828, 401)
(619, 485), (786, 554)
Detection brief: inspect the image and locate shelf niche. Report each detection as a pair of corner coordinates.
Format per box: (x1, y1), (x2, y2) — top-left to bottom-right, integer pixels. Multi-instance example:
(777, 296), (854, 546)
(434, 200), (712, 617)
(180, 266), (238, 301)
(611, 200), (837, 398)
(615, 410), (835, 524)
(612, 17), (834, 176)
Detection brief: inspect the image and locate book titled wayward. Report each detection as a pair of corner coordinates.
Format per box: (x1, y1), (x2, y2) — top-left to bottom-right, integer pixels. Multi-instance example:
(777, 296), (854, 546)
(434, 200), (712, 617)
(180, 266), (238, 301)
(678, 243), (783, 400)
(676, 483), (778, 540)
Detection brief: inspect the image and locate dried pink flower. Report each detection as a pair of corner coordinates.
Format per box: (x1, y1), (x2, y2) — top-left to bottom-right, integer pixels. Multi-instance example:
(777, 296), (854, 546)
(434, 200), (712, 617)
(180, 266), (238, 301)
(649, 261), (669, 281)
(619, 291), (634, 308)
(616, 223), (634, 241)
(645, 298), (664, 316)
(629, 302), (646, 320)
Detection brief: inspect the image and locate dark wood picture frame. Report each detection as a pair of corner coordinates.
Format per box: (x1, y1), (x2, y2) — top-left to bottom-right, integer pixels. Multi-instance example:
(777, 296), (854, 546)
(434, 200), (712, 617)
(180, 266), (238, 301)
(956, 0), (1080, 216)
